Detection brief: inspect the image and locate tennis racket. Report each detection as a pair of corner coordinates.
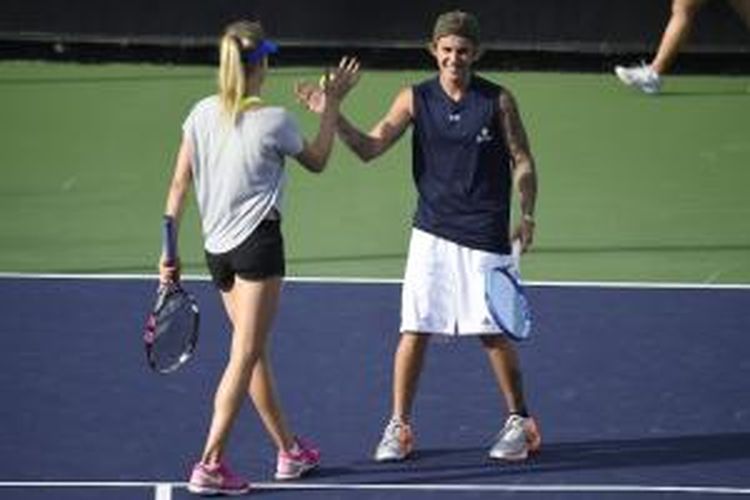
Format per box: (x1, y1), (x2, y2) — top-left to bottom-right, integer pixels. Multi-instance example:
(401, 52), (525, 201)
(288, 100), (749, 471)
(484, 240), (532, 341)
(143, 216), (199, 374)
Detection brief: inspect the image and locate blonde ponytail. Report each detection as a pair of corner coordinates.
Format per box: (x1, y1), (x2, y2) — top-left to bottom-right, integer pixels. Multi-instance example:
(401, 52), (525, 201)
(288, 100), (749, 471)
(217, 21), (267, 122)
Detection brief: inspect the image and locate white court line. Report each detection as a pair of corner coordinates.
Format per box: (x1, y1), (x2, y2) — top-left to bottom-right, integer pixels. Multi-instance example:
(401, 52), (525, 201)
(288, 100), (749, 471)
(154, 482), (172, 500)
(0, 271), (749, 290)
(1, 481), (750, 496)
(260, 482), (750, 495)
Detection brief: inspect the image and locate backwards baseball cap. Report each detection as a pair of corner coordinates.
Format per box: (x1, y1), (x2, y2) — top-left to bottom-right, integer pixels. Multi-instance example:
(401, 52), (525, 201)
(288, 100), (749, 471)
(432, 10), (481, 45)
(244, 38), (278, 64)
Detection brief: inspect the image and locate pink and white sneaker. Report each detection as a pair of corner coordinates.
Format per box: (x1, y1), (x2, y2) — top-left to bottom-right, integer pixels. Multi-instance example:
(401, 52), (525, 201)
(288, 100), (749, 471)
(187, 461), (250, 496)
(274, 437), (321, 480)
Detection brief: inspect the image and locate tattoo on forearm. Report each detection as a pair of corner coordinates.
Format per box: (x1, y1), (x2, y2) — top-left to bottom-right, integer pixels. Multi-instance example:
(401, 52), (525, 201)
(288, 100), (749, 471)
(499, 91), (531, 162)
(516, 168), (537, 216)
(499, 90), (537, 216)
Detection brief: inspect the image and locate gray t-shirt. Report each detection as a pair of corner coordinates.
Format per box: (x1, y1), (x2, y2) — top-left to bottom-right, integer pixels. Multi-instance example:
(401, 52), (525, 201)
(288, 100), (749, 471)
(182, 96), (304, 253)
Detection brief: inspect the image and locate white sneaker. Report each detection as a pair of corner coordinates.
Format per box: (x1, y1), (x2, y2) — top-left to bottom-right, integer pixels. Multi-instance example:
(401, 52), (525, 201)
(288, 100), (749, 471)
(374, 418), (414, 462)
(489, 414), (542, 461)
(614, 62), (662, 95)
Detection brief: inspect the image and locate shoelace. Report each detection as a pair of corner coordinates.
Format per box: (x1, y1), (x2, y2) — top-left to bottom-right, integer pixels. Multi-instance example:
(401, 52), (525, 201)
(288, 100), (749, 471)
(382, 421), (407, 446)
(489, 416), (525, 445)
(638, 61), (659, 80)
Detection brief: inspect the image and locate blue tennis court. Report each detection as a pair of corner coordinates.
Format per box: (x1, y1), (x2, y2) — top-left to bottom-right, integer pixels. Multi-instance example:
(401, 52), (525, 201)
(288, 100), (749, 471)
(1, 276), (749, 499)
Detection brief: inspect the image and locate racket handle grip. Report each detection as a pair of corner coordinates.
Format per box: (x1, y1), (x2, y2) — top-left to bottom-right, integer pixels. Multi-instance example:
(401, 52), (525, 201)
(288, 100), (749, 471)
(162, 215), (178, 265)
(511, 239), (522, 269)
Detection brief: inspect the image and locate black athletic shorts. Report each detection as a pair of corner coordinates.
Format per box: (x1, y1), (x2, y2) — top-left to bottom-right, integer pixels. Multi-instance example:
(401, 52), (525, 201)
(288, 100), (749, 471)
(205, 220), (285, 291)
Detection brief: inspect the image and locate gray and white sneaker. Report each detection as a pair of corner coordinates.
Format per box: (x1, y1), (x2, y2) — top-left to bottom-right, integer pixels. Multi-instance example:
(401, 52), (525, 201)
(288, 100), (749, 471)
(374, 418), (414, 462)
(489, 414), (542, 461)
(614, 62), (662, 95)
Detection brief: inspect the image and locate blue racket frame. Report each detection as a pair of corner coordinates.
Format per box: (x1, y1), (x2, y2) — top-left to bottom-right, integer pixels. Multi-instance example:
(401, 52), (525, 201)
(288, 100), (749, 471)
(484, 265), (533, 341)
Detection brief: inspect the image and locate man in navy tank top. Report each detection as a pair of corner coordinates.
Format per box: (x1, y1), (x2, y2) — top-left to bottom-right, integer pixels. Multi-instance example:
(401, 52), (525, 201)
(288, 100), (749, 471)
(301, 10), (541, 463)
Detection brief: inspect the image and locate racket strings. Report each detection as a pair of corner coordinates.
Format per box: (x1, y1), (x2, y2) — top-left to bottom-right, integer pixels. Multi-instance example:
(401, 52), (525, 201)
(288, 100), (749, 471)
(148, 289), (199, 372)
(485, 265), (532, 341)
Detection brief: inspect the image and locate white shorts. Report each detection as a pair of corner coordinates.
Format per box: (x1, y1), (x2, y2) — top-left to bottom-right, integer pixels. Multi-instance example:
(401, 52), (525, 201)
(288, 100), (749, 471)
(400, 228), (516, 336)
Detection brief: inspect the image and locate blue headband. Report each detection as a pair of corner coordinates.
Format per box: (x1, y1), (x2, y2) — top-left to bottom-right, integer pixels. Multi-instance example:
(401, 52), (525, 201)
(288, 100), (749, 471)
(245, 39), (278, 64)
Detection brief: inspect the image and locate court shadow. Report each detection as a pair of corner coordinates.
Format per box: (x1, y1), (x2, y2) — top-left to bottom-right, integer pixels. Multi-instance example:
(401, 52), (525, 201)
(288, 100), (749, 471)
(313, 433), (750, 484)
(308, 465), (362, 480)
(531, 432), (750, 473)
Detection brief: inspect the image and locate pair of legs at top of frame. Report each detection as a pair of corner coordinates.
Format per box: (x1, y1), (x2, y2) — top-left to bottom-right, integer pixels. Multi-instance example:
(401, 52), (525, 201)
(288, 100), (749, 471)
(615, 0), (750, 94)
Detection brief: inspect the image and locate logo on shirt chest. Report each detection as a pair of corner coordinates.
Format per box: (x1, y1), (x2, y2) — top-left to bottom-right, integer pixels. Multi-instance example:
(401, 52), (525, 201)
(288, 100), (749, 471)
(442, 109), (493, 144)
(476, 127), (493, 144)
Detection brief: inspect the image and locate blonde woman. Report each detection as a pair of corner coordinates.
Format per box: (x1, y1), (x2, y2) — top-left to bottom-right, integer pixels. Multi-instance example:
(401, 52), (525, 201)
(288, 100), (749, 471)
(159, 20), (359, 495)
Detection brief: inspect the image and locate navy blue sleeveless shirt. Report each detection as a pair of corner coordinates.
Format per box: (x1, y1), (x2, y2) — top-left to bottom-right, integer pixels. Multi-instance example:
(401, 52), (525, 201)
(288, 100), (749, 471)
(411, 75), (512, 254)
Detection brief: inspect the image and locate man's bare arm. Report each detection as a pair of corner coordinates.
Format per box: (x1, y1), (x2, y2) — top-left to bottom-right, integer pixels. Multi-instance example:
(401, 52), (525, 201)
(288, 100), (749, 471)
(337, 87), (413, 163)
(499, 89), (538, 249)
